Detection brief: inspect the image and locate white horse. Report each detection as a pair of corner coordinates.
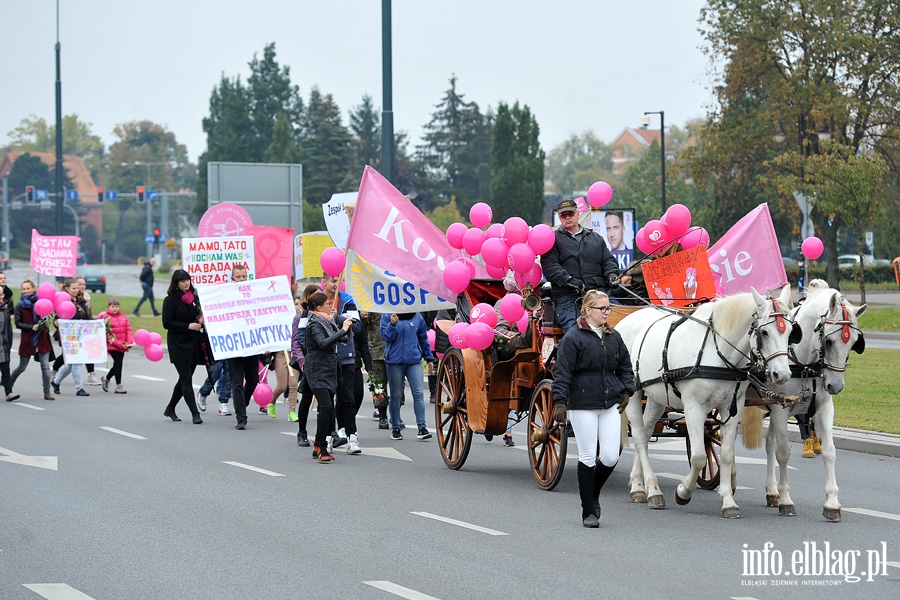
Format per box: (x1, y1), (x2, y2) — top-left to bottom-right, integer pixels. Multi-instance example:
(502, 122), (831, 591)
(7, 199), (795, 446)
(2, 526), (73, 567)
(742, 281), (866, 521)
(616, 285), (798, 518)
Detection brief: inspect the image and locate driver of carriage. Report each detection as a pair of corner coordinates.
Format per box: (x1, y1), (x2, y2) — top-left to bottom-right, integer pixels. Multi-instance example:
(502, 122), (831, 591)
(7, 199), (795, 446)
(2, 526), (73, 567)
(540, 199), (620, 333)
(550, 289), (634, 528)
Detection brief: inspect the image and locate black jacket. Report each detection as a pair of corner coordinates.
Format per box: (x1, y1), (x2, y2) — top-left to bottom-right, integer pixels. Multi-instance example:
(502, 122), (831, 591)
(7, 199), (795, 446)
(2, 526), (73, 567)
(162, 291), (204, 365)
(551, 316), (634, 410)
(139, 263), (154, 286)
(304, 313), (349, 393)
(541, 226), (619, 297)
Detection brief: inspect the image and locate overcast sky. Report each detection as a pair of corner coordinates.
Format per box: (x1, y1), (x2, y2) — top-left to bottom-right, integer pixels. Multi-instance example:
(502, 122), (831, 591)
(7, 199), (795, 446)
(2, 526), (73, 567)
(2, 0), (715, 163)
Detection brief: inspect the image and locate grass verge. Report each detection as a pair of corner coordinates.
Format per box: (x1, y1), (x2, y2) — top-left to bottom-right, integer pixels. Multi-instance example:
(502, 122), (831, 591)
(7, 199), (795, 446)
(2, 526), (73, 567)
(86, 293), (165, 336)
(833, 348), (900, 434)
(857, 307), (900, 334)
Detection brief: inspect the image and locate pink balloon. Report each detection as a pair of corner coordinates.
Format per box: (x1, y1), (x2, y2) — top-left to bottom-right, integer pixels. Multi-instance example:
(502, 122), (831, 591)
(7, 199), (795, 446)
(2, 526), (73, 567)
(588, 181), (613, 208)
(37, 283), (57, 301)
(481, 238), (509, 269)
(134, 329), (151, 348)
(457, 257), (477, 279)
(427, 329), (436, 351)
(34, 298), (54, 318)
(528, 262), (543, 287)
(801, 236), (824, 260)
(54, 291), (70, 309)
(527, 224), (555, 255)
(507, 243), (536, 274)
(449, 322), (470, 349)
(644, 219), (670, 247)
(443, 261), (471, 295)
(499, 293), (525, 323)
(469, 202), (493, 229)
(462, 227), (486, 256)
(465, 321), (495, 351)
(253, 382), (274, 407)
(502, 217), (529, 246)
(516, 314), (530, 335)
(635, 227), (654, 254)
(320, 247), (347, 277)
(145, 343), (164, 362)
(470, 303), (499, 328)
(149, 332), (162, 346)
(485, 263), (508, 279)
(665, 204), (692, 237)
(56, 300), (76, 320)
(446, 222), (468, 249)
(486, 223), (505, 239)
(680, 227), (710, 250)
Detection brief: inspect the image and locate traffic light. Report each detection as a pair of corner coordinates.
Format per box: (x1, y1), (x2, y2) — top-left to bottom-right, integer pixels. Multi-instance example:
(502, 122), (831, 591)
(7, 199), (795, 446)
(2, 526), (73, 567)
(136, 186), (145, 203)
(153, 229), (161, 244)
(97, 187), (105, 203)
(26, 185), (35, 202)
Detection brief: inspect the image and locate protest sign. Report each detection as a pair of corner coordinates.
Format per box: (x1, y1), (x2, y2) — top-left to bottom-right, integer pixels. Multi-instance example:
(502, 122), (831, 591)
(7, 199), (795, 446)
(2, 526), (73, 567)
(246, 225), (294, 279)
(641, 247), (716, 307)
(323, 192), (356, 249)
(30, 230), (78, 277)
(58, 319), (107, 364)
(199, 275), (295, 360)
(182, 236), (256, 285)
(346, 251), (453, 312)
(300, 232), (333, 280)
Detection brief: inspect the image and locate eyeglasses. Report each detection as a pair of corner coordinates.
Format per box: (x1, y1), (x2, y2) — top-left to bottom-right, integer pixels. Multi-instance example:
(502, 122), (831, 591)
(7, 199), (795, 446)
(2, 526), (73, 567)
(559, 211), (576, 219)
(589, 305), (612, 313)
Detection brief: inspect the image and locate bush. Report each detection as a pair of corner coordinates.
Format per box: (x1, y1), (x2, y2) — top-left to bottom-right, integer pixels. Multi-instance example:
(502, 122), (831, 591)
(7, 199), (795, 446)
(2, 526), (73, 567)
(157, 262), (172, 274)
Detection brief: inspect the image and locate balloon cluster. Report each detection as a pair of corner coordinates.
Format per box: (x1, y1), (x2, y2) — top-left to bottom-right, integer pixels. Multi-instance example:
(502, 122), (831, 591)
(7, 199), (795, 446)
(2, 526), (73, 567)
(634, 204), (709, 255)
(134, 328), (164, 362)
(33, 283), (77, 320)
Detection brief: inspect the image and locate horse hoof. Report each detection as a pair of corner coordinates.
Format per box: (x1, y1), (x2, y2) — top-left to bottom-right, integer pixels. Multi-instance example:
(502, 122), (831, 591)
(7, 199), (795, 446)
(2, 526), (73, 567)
(648, 495), (666, 509)
(823, 507), (842, 522)
(778, 504), (797, 517)
(722, 507), (743, 519)
(630, 491), (647, 504)
(766, 494), (780, 508)
(675, 490), (691, 506)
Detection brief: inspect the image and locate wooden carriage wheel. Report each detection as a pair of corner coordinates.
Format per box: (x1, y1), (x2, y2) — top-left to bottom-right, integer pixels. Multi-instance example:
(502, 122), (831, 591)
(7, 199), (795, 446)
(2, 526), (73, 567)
(527, 379), (567, 490)
(685, 414), (722, 490)
(435, 348), (473, 470)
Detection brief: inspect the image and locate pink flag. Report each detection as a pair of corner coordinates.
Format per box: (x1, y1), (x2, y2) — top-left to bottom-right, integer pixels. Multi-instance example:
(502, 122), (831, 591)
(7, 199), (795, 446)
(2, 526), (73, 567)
(245, 225), (295, 279)
(346, 166), (484, 299)
(30, 229), (79, 277)
(708, 204), (788, 296)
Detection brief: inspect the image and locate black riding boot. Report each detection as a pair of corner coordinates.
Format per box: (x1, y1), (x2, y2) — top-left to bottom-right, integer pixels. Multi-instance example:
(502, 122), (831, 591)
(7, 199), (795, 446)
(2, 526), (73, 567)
(577, 462), (599, 528)
(593, 462), (616, 518)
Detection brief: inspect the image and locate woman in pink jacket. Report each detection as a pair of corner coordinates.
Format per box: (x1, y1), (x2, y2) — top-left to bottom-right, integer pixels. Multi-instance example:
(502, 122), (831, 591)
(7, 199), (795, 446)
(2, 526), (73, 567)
(98, 298), (134, 393)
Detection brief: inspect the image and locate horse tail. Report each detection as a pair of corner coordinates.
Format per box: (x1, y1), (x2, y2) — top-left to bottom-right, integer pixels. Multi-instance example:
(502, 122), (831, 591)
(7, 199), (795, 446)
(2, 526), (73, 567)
(741, 406), (765, 449)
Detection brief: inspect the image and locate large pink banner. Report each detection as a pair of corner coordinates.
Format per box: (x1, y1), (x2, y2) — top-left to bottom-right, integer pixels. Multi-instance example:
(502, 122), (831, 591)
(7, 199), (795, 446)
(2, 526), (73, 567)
(347, 166), (485, 299)
(708, 204), (788, 295)
(30, 229), (78, 277)
(245, 225), (295, 279)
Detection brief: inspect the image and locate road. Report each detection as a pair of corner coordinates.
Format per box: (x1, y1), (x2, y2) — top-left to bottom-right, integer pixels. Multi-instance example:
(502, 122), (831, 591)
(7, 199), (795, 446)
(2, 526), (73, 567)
(1, 352), (899, 600)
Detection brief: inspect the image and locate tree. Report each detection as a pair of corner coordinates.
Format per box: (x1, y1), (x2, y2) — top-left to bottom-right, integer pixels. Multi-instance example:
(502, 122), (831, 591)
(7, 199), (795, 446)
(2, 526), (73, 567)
(426, 196), (466, 231)
(6, 114), (105, 179)
(300, 87), (355, 205)
(5, 153), (75, 249)
(545, 132), (614, 196)
(349, 94), (381, 170)
(264, 111), (301, 164)
(489, 102), (545, 224)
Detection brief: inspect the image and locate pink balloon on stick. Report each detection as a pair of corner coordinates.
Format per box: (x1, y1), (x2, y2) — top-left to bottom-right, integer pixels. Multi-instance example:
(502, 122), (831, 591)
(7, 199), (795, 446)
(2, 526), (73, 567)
(502, 217), (529, 246)
(801, 236), (824, 260)
(664, 204), (692, 237)
(56, 301), (76, 320)
(37, 283), (57, 301)
(527, 224), (555, 255)
(507, 243), (536, 274)
(470, 303), (499, 328)
(462, 227), (486, 256)
(481, 238), (509, 269)
(145, 343), (164, 362)
(446, 222), (468, 249)
(486, 223), (505, 239)
(320, 247), (346, 277)
(134, 329), (151, 348)
(588, 181), (613, 207)
(485, 263), (508, 279)
(449, 322), (470, 348)
(469, 202), (493, 229)
(149, 332), (162, 346)
(465, 322), (494, 351)
(54, 291), (70, 309)
(253, 382), (274, 407)
(443, 261), (471, 295)
(499, 293), (525, 323)
(34, 298), (54, 318)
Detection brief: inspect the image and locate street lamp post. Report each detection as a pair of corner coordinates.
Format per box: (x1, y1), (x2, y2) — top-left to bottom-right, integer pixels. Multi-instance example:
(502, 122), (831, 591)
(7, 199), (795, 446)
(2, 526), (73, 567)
(54, 0), (64, 235)
(641, 111), (666, 213)
(122, 161), (167, 260)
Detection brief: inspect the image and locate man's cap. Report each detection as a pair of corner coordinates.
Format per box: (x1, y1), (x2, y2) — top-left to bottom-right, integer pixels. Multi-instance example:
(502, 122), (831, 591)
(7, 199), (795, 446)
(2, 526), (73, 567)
(556, 199), (577, 212)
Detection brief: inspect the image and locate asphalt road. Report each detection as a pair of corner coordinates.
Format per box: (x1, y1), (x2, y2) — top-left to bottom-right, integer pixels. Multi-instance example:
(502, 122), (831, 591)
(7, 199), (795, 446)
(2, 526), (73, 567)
(2, 352), (899, 600)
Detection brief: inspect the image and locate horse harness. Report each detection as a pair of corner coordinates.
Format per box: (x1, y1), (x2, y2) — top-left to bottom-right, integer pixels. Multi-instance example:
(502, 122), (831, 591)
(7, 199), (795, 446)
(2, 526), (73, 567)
(636, 298), (792, 424)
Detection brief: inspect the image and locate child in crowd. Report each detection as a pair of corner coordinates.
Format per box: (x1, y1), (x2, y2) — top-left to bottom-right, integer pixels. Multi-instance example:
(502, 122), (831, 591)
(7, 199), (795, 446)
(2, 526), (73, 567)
(98, 299), (134, 393)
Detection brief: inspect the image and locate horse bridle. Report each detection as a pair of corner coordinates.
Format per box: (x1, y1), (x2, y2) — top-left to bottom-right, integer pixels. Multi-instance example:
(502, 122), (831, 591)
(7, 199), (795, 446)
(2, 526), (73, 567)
(789, 298), (863, 375)
(748, 297), (793, 375)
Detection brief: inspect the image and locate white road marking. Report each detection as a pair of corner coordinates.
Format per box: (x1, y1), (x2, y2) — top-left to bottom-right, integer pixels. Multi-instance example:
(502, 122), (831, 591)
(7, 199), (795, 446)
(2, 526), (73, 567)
(655, 472), (752, 490)
(22, 583), (96, 599)
(411, 511), (508, 536)
(843, 507), (900, 522)
(0, 446), (58, 471)
(887, 561), (900, 570)
(222, 461), (285, 477)
(363, 581), (442, 600)
(360, 447), (413, 461)
(649, 453), (790, 468)
(730, 597), (760, 600)
(132, 375), (166, 382)
(11, 402), (45, 411)
(99, 427), (147, 440)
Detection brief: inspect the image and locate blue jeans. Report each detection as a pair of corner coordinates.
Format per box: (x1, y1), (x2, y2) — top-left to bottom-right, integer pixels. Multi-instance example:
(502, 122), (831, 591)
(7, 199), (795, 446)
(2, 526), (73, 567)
(134, 282), (159, 315)
(554, 294), (578, 333)
(54, 363), (84, 390)
(199, 360), (231, 401)
(387, 362), (426, 430)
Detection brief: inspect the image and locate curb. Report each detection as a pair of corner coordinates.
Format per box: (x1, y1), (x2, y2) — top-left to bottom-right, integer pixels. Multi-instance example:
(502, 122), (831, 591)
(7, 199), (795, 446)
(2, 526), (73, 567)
(767, 425), (899, 459)
(862, 330), (900, 341)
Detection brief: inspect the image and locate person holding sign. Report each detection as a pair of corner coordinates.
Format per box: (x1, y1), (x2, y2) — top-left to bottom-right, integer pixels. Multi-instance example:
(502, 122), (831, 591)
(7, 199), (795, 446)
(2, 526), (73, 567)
(0, 273), (16, 402)
(50, 278), (90, 397)
(227, 264), (262, 431)
(10, 280), (55, 401)
(161, 270), (204, 424)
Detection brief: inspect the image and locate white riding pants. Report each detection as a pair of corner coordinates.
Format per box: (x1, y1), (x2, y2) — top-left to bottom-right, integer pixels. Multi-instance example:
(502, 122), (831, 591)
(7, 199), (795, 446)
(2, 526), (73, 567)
(569, 406), (621, 468)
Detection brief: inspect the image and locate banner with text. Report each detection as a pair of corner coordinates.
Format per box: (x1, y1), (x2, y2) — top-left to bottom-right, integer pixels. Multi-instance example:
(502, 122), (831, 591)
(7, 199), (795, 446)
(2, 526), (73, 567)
(58, 319), (107, 364)
(641, 247), (716, 307)
(246, 225), (294, 279)
(323, 192), (356, 250)
(198, 275), (294, 360)
(30, 229), (79, 277)
(182, 236), (256, 285)
(708, 203), (788, 296)
(345, 249), (454, 312)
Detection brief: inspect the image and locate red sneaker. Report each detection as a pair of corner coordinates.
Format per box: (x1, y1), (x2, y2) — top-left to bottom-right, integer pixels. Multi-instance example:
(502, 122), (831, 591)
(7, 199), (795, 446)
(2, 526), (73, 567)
(312, 446), (320, 459)
(317, 450), (335, 463)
